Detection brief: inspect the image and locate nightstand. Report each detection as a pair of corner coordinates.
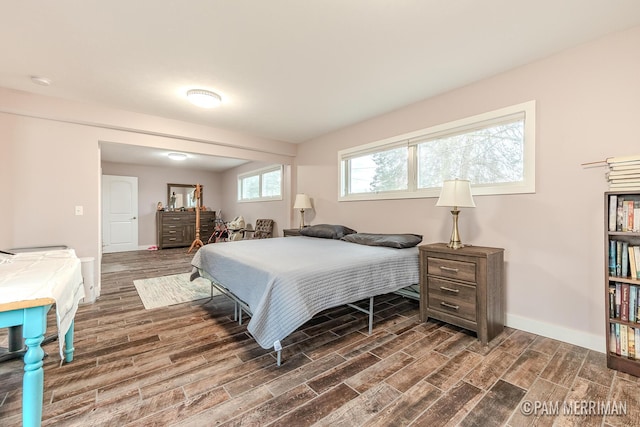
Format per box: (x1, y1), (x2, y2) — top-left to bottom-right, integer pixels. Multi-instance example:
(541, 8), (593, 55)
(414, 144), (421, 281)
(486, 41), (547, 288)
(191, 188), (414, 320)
(283, 228), (303, 237)
(419, 243), (504, 344)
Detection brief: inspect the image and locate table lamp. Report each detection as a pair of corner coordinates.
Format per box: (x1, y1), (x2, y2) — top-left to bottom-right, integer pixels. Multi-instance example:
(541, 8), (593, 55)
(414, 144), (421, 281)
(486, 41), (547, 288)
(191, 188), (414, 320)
(436, 179), (475, 249)
(293, 194), (312, 229)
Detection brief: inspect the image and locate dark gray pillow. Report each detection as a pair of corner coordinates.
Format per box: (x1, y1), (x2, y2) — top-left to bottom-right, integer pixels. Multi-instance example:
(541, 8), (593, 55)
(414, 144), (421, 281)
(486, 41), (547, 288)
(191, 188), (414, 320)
(299, 224), (357, 239)
(341, 233), (423, 248)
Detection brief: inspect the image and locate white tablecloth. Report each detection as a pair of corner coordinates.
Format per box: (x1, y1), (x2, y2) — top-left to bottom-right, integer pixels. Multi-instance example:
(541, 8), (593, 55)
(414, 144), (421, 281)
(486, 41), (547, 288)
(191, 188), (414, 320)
(0, 249), (84, 359)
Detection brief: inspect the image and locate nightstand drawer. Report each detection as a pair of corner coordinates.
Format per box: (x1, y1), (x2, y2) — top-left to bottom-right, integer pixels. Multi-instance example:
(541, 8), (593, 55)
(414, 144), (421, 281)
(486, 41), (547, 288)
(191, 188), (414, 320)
(427, 277), (476, 321)
(427, 257), (476, 282)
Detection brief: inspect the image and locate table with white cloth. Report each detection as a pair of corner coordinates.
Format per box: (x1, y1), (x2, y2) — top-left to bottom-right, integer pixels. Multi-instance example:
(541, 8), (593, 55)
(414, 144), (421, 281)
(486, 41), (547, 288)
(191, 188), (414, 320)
(0, 249), (84, 427)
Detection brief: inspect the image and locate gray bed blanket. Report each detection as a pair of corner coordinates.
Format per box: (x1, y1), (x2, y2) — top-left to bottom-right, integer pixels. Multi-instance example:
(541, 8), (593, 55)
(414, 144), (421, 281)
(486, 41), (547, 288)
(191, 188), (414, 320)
(191, 236), (419, 350)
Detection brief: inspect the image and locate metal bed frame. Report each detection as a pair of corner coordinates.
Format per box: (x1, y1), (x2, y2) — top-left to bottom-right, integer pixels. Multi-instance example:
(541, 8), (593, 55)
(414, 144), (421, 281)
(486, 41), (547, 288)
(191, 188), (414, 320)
(200, 269), (378, 366)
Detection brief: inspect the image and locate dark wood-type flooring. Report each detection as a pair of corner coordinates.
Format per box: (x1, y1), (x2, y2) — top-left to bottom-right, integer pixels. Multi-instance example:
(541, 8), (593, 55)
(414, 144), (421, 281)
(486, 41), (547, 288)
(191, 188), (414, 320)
(1, 247), (640, 426)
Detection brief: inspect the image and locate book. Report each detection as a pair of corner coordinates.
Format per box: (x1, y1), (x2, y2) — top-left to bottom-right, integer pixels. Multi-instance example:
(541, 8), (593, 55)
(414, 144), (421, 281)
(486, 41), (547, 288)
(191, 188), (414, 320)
(630, 246), (638, 280)
(622, 242), (629, 277)
(636, 328), (640, 358)
(609, 284), (616, 318)
(610, 164), (640, 171)
(628, 200), (635, 231)
(630, 326), (636, 359)
(618, 199), (624, 231)
(609, 195), (618, 231)
(621, 324), (629, 357)
(635, 205), (640, 232)
(607, 154), (640, 165)
(607, 170), (640, 177)
(617, 241), (623, 276)
(610, 240), (617, 276)
(635, 246), (640, 279)
(616, 323), (621, 355)
(616, 282), (622, 318)
(622, 283), (630, 322)
(611, 324), (617, 353)
(631, 286), (637, 323)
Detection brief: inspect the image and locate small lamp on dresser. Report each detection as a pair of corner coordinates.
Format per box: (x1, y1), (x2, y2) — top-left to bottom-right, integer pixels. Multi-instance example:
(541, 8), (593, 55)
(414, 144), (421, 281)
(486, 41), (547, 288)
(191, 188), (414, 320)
(293, 194), (312, 229)
(436, 179), (475, 249)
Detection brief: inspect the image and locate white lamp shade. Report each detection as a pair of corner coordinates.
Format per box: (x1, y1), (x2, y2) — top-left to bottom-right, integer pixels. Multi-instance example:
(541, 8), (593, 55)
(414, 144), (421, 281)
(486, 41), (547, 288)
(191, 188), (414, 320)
(293, 193), (312, 210)
(436, 179), (476, 208)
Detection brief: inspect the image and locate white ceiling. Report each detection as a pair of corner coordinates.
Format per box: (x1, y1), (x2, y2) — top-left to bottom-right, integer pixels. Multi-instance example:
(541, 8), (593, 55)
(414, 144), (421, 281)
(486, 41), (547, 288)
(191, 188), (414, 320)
(2, 1), (640, 170)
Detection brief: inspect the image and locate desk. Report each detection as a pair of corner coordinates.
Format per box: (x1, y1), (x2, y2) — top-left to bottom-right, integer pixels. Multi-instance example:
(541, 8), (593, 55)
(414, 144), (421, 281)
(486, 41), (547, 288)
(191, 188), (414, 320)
(0, 249), (84, 427)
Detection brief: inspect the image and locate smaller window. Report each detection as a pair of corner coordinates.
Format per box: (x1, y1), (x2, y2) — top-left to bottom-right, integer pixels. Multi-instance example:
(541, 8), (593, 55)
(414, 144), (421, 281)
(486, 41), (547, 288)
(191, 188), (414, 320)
(238, 165), (283, 202)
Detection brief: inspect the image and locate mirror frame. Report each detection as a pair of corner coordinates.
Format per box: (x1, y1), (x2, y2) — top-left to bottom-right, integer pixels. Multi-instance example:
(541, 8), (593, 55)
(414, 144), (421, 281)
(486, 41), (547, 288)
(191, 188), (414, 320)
(167, 183), (202, 210)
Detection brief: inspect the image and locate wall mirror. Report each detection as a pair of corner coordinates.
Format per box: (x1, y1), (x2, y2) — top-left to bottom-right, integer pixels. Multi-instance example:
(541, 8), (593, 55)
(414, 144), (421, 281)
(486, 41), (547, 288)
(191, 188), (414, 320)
(167, 183), (201, 210)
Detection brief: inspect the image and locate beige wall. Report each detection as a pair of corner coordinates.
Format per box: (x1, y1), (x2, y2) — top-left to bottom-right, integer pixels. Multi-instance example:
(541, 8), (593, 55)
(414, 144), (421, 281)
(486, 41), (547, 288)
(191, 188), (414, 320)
(101, 162), (224, 248)
(220, 161), (293, 237)
(295, 25), (640, 351)
(0, 89), (296, 295)
(2, 25), (638, 351)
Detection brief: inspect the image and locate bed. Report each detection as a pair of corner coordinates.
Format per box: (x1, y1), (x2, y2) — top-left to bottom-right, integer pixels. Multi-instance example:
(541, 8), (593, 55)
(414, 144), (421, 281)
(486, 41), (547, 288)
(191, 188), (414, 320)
(190, 225), (421, 365)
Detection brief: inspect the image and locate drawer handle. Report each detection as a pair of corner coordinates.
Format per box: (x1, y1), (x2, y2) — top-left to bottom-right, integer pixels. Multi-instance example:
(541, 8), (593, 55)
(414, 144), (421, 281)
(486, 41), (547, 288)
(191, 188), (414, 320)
(440, 266), (459, 273)
(168, 225), (177, 228)
(172, 218), (181, 221)
(440, 301), (459, 310)
(168, 231), (176, 234)
(440, 286), (459, 294)
(168, 238), (177, 241)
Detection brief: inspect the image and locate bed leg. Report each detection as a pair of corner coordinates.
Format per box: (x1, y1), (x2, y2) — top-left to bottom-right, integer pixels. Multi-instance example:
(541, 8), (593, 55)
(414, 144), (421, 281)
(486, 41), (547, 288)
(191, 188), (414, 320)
(368, 296), (374, 335)
(276, 350), (282, 366)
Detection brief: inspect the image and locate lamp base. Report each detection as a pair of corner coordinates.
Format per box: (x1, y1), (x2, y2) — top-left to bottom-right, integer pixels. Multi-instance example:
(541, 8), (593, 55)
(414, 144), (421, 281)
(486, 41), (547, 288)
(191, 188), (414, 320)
(298, 209), (306, 229)
(447, 208), (466, 250)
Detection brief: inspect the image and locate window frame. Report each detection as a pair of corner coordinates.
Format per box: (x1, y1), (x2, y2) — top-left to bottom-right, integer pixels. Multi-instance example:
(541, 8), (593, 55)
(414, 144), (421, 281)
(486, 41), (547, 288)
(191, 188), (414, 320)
(237, 164), (284, 202)
(338, 101), (535, 201)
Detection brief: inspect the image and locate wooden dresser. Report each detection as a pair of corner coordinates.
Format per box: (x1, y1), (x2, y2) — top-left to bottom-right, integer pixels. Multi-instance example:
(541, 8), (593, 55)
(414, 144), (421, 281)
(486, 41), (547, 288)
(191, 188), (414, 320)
(156, 211), (216, 249)
(419, 243), (504, 344)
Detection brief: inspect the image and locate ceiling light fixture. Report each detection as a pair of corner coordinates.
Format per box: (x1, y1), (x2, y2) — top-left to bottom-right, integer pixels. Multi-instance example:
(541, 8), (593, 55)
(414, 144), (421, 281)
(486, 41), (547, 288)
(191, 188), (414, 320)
(168, 152), (187, 161)
(30, 76), (51, 86)
(186, 89), (222, 108)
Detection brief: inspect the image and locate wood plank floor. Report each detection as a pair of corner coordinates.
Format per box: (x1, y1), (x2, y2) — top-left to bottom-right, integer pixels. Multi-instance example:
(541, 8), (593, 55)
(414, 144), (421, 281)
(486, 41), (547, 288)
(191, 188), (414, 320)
(1, 247), (640, 426)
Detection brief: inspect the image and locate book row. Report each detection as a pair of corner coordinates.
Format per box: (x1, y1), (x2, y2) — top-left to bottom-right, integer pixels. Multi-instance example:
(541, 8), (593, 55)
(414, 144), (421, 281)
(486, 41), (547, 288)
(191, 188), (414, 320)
(608, 195), (640, 232)
(610, 323), (640, 360)
(608, 240), (640, 279)
(609, 283), (640, 322)
(607, 157), (640, 190)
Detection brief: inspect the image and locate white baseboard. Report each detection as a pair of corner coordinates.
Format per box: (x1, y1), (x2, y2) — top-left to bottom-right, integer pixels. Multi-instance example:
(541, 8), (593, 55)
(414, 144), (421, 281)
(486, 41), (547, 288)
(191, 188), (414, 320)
(506, 313), (605, 353)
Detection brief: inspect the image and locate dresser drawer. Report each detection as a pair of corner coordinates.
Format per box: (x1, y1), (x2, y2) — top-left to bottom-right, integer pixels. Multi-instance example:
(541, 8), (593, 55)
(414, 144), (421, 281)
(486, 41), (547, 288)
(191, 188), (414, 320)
(162, 224), (183, 236)
(427, 256), (476, 282)
(427, 277), (476, 322)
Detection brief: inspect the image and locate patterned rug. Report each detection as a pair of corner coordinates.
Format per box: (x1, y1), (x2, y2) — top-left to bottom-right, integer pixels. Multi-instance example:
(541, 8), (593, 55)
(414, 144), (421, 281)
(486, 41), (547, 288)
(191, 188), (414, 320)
(133, 273), (219, 309)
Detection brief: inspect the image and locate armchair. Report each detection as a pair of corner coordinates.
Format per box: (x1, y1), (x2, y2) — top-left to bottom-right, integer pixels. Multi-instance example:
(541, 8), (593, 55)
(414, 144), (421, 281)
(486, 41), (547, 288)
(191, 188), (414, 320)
(244, 219), (274, 239)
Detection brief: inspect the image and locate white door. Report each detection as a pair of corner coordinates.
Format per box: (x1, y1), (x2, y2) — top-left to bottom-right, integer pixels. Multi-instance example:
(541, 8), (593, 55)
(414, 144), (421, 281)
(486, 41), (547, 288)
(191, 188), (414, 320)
(102, 175), (139, 253)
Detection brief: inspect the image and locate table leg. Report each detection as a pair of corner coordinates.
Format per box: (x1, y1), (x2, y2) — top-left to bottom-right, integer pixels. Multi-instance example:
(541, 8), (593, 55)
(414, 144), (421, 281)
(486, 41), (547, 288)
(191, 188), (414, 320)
(22, 305), (48, 427)
(64, 320), (75, 363)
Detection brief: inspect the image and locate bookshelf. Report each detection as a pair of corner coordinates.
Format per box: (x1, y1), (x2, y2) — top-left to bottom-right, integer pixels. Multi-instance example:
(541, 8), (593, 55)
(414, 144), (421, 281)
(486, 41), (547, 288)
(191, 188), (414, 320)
(606, 191), (640, 376)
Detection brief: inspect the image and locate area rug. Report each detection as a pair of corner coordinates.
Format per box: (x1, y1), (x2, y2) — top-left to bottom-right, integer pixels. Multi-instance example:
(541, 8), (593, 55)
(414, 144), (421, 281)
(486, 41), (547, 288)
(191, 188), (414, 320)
(133, 273), (218, 309)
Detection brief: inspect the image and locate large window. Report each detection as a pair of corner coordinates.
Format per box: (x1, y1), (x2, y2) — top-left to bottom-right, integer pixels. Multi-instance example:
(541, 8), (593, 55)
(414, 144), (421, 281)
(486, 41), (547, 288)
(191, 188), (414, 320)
(339, 101), (535, 200)
(238, 165), (283, 202)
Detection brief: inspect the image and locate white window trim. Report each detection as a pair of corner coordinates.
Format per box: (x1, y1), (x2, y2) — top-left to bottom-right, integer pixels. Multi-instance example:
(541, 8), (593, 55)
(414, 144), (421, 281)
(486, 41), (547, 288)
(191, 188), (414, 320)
(338, 101), (536, 201)
(237, 164), (284, 202)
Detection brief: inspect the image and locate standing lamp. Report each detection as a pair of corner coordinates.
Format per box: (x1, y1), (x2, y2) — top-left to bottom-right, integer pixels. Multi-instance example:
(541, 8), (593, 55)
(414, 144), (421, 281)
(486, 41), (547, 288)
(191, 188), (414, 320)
(436, 179), (476, 249)
(293, 194), (312, 229)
